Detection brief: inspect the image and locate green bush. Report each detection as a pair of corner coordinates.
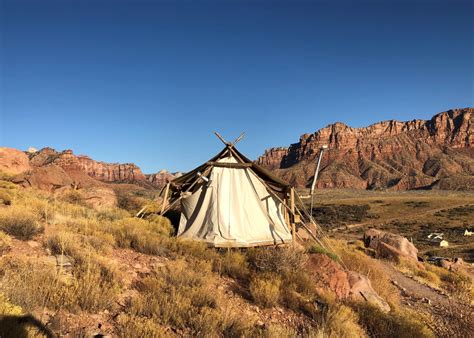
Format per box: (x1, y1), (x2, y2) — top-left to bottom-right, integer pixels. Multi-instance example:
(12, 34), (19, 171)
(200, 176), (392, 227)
(307, 244), (340, 262)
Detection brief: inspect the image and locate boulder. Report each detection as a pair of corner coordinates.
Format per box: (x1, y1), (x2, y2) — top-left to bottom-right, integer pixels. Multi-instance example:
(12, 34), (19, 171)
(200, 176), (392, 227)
(347, 271), (390, 312)
(0, 147), (31, 175)
(305, 253), (391, 312)
(364, 229), (418, 262)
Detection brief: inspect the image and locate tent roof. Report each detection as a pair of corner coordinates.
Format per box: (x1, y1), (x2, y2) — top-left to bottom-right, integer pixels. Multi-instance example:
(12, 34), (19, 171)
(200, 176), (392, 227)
(170, 145), (290, 195)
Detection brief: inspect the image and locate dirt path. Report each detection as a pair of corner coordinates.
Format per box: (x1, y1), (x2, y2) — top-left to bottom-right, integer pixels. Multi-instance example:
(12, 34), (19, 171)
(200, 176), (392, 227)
(381, 262), (473, 337)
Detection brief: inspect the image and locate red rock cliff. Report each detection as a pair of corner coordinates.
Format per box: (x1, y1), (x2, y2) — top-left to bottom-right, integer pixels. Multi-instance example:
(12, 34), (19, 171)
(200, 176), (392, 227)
(257, 108), (474, 190)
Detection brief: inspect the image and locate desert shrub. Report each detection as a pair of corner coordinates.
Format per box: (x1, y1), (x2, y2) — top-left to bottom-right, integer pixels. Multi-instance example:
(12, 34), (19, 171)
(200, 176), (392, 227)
(440, 270), (473, 301)
(0, 293), (22, 316)
(280, 269), (318, 312)
(353, 302), (434, 338)
(218, 250), (249, 280)
(0, 206), (43, 240)
(0, 190), (12, 206)
(60, 190), (86, 206)
(397, 258), (444, 289)
(96, 207), (129, 221)
(72, 261), (119, 312)
(45, 231), (86, 262)
(262, 324), (298, 337)
(247, 246), (305, 274)
(415, 269), (441, 287)
(116, 314), (170, 337)
(107, 217), (163, 254)
(219, 305), (259, 337)
(116, 191), (147, 212)
(249, 273), (281, 308)
(128, 259), (222, 335)
(307, 244), (340, 262)
(0, 231), (12, 255)
(312, 204), (371, 227)
(0, 252), (119, 314)
(0, 256), (72, 312)
(319, 303), (366, 338)
(85, 232), (115, 253)
(147, 214), (174, 236)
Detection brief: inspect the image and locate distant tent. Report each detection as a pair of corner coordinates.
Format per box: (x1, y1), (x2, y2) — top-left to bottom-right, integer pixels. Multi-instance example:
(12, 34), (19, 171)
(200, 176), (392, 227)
(160, 134), (295, 247)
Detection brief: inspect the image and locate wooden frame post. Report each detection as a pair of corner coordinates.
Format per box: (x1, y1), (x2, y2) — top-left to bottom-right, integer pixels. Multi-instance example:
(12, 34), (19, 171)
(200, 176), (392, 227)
(290, 187), (296, 242)
(160, 183), (170, 215)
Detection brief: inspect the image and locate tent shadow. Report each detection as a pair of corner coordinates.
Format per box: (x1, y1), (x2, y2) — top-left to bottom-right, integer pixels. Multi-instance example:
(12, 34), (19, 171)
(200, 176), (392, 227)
(0, 314), (55, 338)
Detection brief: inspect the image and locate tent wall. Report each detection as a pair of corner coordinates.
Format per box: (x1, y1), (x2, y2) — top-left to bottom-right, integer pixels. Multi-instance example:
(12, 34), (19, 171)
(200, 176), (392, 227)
(177, 156), (292, 247)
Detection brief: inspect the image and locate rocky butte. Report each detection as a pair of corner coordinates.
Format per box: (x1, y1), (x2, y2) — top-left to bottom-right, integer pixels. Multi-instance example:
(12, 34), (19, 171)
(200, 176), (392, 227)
(257, 108), (474, 190)
(1, 146), (178, 192)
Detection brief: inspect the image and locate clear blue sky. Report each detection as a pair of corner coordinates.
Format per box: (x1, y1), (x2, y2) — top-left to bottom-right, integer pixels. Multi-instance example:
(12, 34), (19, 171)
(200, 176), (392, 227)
(1, 0), (473, 173)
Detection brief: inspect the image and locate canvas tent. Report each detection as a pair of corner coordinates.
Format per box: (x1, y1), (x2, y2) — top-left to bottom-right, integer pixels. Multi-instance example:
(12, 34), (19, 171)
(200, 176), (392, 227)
(159, 134), (296, 247)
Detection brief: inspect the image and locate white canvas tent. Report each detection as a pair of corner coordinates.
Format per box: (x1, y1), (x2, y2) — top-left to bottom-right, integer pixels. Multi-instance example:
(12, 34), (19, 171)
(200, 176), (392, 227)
(160, 134), (295, 247)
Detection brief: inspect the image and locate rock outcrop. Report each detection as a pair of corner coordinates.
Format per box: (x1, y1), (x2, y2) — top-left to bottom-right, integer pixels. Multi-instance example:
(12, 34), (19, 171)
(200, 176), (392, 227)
(0, 147), (31, 175)
(257, 108), (474, 190)
(146, 170), (182, 188)
(1, 146), (174, 208)
(306, 253), (390, 312)
(29, 148), (146, 183)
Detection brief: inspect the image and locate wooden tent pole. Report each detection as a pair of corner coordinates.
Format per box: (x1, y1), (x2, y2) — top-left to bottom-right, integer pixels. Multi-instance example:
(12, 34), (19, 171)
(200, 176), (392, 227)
(160, 183), (170, 215)
(160, 165), (213, 215)
(290, 187), (296, 242)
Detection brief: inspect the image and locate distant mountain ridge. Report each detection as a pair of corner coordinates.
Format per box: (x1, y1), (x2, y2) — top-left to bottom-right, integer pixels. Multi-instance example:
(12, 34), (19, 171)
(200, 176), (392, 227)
(257, 108), (474, 190)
